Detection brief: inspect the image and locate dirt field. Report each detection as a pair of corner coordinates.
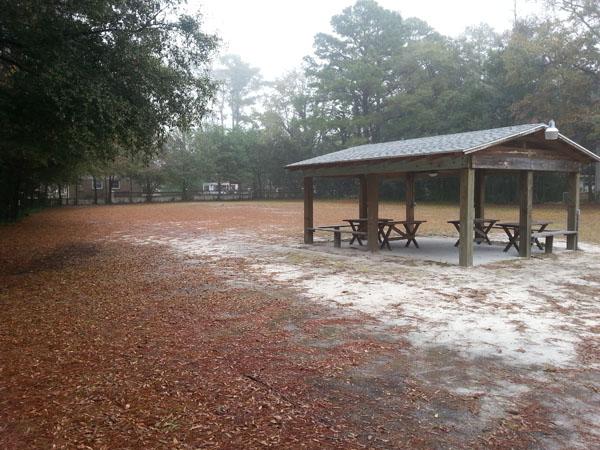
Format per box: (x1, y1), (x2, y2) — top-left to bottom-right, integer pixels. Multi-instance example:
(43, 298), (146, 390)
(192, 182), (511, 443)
(1, 201), (599, 449)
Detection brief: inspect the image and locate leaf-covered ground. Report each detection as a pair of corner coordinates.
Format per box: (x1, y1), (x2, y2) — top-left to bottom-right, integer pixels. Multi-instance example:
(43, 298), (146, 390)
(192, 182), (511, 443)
(1, 202), (599, 449)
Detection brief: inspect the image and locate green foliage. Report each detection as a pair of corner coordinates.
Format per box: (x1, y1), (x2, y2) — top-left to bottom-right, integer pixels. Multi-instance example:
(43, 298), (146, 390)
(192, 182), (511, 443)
(0, 0), (218, 219)
(213, 55), (262, 128)
(161, 131), (206, 198)
(3, 0), (598, 211)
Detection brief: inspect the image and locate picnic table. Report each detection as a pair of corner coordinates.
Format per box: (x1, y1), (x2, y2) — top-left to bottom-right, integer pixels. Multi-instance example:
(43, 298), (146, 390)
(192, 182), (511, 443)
(344, 218), (426, 250)
(448, 219), (498, 247)
(343, 218), (391, 246)
(379, 220), (426, 250)
(495, 221), (551, 252)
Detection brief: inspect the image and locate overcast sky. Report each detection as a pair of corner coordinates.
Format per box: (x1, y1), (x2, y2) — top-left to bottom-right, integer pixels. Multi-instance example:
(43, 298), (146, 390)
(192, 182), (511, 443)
(187, 0), (542, 79)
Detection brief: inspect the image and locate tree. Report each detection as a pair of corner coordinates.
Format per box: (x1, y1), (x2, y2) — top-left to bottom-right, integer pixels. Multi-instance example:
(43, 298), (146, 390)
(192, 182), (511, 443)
(0, 0), (218, 220)
(162, 131), (206, 200)
(306, 0), (434, 145)
(213, 55), (262, 129)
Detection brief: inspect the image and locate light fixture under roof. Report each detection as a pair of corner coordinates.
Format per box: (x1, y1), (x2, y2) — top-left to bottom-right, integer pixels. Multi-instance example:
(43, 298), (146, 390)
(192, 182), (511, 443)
(545, 120), (559, 140)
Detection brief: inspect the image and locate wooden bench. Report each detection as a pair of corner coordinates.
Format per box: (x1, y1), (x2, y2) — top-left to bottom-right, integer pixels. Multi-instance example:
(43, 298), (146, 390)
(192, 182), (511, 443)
(308, 225), (367, 248)
(531, 230), (578, 254)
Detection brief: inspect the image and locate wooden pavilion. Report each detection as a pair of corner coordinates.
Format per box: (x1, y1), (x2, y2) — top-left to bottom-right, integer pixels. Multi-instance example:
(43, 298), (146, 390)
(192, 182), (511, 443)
(286, 123), (600, 267)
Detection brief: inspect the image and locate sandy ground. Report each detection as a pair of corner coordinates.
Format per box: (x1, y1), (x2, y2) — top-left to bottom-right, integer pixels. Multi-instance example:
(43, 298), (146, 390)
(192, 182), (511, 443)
(114, 201), (600, 449)
(2, 201), (599, 449)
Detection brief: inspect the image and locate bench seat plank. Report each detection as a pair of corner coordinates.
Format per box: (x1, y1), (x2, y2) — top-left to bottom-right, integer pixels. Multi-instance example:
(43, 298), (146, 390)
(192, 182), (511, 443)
(310, 227), (367, 236)
(532, 230), (577, 238)
(529, 230), (578, 254)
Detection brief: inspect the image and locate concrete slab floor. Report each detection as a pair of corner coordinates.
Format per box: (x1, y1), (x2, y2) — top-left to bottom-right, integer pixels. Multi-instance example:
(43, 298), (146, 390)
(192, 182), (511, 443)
(311, 235), (567, 266)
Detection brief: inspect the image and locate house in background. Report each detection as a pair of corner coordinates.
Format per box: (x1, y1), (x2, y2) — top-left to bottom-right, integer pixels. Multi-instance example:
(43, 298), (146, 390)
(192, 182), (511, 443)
(202, 182), (240, 195)
(71, 176), (144, 204)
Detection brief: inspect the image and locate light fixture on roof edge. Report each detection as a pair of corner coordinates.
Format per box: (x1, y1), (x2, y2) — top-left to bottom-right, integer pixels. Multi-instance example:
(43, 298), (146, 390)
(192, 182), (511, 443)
(545, 120), (559, 140)
(428, 172), (438, 178)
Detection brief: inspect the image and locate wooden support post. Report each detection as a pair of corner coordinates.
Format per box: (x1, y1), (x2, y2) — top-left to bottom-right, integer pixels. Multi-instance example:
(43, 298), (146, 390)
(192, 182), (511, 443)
(545, 235), (554, 254)
(366, 174), (379, 253)
(474, 170), (486, 220)
(405, 172), (415, 222)
(567, 171), (580, 250)
(459, 168), (475, 267)
(519, 171), (533, 258)
(333, 226), (341, 248)
(595, 162), (600, 203)
(303, 176), (314, 244)
(359, 175), (368, 218)
(358, 175), (368, 232)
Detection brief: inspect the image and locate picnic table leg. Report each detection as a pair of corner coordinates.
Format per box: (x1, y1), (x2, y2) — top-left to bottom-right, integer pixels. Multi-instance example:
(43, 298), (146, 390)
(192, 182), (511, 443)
(452, 222), (461, 247)
(405, 223), (421, 248)
(404, 224), (413, 247)
(474, 223), (483, 245)
(377, 224), (386, 244)
(482, 222), (494, 245)
(355, 233), (364, 246)
(502, 227), (519, 252)
(379, 224), (392, 250)
(510, 230), (520, 253)
(348, 221), (358, 245)
(533, 224), (548, 250)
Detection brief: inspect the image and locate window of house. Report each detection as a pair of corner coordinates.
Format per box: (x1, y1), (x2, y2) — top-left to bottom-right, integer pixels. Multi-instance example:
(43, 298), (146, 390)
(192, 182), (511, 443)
(93, 180), (103, 190)
(111, 179), (121, 190)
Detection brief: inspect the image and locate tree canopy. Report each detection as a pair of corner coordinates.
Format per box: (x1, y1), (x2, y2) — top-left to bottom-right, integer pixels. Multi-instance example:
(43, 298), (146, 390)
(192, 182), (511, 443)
(3, 0), (599, 215)
(0, 0), (218, 219)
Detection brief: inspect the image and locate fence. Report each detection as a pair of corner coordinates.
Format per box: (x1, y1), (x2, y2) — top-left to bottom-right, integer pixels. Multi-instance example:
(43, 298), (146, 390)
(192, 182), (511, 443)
(45, 189), (303, 206)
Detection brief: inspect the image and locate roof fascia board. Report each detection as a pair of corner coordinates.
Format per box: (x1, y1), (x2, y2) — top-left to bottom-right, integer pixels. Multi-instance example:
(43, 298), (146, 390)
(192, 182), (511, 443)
(300, 153), (469, 178)
(286, 149), (463, 171)
(556, 134), (600, 162)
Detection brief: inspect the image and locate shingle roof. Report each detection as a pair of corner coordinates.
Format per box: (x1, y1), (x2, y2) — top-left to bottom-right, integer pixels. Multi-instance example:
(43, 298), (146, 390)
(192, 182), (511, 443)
(287, 123), (549, 169)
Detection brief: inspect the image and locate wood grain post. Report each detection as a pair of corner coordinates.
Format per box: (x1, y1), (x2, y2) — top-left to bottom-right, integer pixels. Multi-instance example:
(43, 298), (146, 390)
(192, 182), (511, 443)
(405, 172), (415, 222)
(333, 226), (341, 248)
(303, 176), (314, 244)
(459, 168), (475, 267)
(545, 236), (554, 254)
(595, 163), (600, 203)
(519, 171), (533, 258)
(567, 171), (580, 250)
(358, 175), (368, 232)
(474, 170), (486, 220)
(366, 173), (379, 253)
